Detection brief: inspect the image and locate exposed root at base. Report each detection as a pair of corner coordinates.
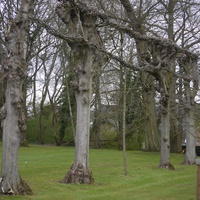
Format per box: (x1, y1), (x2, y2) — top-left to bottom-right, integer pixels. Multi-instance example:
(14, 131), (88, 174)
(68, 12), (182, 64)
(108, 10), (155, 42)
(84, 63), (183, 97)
(181, 160), (196, 165)
(60, 163), (94, 184)
(0, 177), (32, 195)
(159, 162), (175, 170)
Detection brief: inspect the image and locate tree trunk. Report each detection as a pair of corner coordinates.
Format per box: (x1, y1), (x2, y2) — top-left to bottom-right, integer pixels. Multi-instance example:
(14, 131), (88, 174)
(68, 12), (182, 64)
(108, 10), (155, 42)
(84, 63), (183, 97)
(32, 56), (39, 117)
(122, 68), (127, 176)
(62, 45), (94, 183)
(181, 57), (198, 165)
(0, 39), (5, 139)
(56, 1), (104, 184)
(20, 80), (29, 147)
(159, 93), (174, 169)
(169, 65), (182, 153)
(119, 0), (175, 169)
(48, 91), (60, 146)
(0, 0), (33, 195)
(93, 70), (101, 149)
(158, 71), (174, 170)
(167, 1), (182, 153)
(123, 2), (160, 151)
(66, 75), (76, 140)
(141, 73), (160, 151)
(183, 107), (196, 165)
(1, 78), (32, 194)
(118, 65), (124, 150)
(38, 106), (45, 144)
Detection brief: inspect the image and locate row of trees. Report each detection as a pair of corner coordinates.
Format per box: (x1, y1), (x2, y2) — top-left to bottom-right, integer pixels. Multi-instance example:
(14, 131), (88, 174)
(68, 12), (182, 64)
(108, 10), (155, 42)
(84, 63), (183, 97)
(0, 0), (200, 195)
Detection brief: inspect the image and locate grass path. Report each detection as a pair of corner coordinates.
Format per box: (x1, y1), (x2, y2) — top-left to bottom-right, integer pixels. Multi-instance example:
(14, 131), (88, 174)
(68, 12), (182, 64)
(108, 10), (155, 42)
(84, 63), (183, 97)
(0, 145), (196, 200)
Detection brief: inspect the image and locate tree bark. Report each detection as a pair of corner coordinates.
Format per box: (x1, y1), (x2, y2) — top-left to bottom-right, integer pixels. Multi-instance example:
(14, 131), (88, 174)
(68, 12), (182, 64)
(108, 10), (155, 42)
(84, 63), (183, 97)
(119, 0), (175, 169)
(181, 57), (198, 165)
(157, 68), (174, 170)
(118, 64), (124, 150)
(93, 70), (101, 149)
(0, 38), (5, 138)
(122, 68), (127, 176)
(166, 0), (182, 153)
(183, 105), (196, 165)
(0, 0), (33, 195)
(159, 90), (174, 169)
(20, 79), (29, 147)
(141, 73), (160, 151)
(56, 1), (104, 183)
(62, 45), (94, 184)
(119, 0), (160, 152)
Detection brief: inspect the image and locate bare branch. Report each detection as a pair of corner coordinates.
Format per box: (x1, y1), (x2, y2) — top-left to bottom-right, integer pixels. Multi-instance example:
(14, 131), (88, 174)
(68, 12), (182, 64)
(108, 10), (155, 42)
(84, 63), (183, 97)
(63, 1), (198, 59)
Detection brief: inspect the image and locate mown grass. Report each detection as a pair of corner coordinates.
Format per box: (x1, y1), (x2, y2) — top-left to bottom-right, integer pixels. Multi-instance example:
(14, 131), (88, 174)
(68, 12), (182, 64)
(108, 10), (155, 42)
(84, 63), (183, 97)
(0, 145), (196, 200)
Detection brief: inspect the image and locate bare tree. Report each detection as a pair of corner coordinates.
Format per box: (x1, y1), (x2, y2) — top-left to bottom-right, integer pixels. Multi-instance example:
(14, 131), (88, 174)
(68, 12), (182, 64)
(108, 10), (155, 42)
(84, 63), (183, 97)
(56, 0), (105, 183)
(34, 0), (199, 169)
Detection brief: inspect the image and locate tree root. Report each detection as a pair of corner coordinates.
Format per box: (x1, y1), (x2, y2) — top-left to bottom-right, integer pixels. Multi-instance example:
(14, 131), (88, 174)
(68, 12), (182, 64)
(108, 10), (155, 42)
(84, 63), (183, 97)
(60, 163), (94, 184)
(159, 162), (175, 170)
(0, 177), (32, 195)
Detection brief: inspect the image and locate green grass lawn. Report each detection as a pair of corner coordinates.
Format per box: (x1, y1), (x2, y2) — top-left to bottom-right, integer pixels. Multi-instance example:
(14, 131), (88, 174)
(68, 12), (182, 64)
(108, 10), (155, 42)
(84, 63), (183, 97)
(0, 145), (196, 200)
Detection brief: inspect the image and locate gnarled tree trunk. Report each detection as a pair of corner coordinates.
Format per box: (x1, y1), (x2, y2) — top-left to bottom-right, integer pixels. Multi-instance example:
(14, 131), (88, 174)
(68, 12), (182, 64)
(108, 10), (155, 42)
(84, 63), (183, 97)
(63, 45), (94, 183)
(0, 0), (33, 195)
(56, 1), (104, 184)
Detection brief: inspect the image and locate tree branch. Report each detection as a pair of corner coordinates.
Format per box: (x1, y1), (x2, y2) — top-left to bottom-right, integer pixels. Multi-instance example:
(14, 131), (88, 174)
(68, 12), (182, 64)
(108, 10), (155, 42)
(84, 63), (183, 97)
(66, 1), (198, 60)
